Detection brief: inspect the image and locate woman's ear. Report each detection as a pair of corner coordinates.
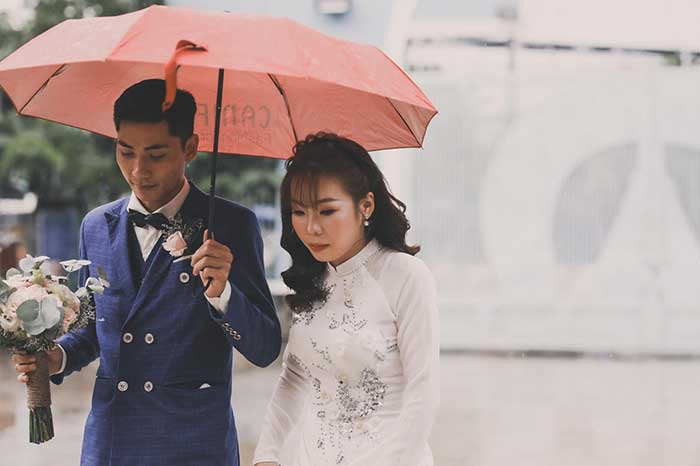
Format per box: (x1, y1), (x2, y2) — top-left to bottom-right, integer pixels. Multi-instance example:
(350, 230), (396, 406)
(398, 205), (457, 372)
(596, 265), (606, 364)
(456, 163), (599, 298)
(362, 192), (375, 218)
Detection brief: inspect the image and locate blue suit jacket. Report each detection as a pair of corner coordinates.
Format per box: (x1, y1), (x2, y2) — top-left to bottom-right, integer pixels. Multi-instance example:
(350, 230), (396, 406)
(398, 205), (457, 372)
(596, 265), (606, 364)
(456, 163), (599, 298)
(52, 183), (282, 466)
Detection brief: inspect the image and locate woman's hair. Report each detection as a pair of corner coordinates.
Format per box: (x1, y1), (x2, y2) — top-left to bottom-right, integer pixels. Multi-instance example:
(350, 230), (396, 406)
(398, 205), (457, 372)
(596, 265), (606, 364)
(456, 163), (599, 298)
(280, 132), (419, 312)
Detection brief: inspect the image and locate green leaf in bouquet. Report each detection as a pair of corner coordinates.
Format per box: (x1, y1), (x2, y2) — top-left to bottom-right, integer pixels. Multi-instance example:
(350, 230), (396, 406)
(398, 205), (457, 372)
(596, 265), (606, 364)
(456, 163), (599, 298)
(39, 297), (62, 329)
(44, 309), (65, 340)
(23, 318), (46, 336)
(19, 257), (35, 273)
(22, 309), (46, 335)
(39, 261), (54, 277)
(17, 300), (40, 322)
(97, 266), (110, 288)
(85, 277), (105, 294)
(0, 281), (14, 303)
(59, 259), (91, 274)
(19, 255), (51, 273)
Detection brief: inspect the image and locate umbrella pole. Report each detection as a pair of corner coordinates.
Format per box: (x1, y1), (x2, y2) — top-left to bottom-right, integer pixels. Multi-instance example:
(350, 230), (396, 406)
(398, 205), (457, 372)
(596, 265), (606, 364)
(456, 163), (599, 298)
(203, 68), (225, 294)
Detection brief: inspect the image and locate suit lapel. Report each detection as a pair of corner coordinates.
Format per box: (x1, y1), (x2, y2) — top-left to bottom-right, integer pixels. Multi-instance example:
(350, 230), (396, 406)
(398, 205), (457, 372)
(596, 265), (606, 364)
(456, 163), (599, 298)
(179, 182), (210, 233)
(104, 200), (137, 299)
(122, 181), (209, 327)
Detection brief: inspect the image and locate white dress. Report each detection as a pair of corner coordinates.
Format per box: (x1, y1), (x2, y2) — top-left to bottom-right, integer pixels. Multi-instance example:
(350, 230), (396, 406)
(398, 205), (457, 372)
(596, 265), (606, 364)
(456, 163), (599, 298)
(254, 240), (440, 466)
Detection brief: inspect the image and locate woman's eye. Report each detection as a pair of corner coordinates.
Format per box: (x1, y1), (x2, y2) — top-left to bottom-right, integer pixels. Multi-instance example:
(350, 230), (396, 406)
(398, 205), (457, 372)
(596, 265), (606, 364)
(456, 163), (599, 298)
(150, 154), (166, 160)
(292, 210), (305, 216)
(320, 209), (336, 216)
(120, 152), (135, 158)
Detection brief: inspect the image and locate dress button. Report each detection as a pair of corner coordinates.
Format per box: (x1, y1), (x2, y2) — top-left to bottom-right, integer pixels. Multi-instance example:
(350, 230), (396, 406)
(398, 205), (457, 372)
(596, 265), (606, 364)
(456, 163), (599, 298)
(117, 381), (129, 392)
(144, 333), (155, 345)
(179, 272), (190, 284)
(122, 332), (133, 344)
(144, 381), (154, 393)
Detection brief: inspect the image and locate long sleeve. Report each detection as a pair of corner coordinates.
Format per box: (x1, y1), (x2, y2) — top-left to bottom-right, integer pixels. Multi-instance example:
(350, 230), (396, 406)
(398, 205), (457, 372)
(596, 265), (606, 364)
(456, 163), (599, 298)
(253, 347), (310, 464)
(378, 258), (441, 466)
(51, 219), (100, 385)
(208, 209), (281, 367)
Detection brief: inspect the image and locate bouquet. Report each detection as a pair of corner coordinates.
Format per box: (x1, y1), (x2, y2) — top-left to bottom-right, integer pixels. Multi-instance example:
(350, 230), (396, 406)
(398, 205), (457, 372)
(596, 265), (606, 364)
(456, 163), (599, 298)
(0, 255), (108, 444)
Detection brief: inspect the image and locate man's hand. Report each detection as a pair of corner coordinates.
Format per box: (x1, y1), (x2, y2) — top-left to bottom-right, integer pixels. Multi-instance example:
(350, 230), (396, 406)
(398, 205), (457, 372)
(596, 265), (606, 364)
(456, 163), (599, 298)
(12, 347), (63, 383)
(191, 229), (234, 299)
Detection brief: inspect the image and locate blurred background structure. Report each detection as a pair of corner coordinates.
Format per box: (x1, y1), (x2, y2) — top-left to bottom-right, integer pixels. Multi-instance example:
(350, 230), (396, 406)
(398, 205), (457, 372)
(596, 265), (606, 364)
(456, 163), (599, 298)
(2, 0), (700, 465)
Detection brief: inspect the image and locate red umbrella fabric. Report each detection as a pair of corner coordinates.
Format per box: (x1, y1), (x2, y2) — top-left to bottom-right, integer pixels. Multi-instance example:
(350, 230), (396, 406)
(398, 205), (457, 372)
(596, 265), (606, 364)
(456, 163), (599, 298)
(0, 5), (437, 159)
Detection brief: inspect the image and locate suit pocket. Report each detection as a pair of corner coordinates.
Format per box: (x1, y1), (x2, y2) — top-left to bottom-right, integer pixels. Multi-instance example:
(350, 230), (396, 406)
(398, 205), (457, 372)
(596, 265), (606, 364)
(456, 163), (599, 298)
(159, 381), (229, 418)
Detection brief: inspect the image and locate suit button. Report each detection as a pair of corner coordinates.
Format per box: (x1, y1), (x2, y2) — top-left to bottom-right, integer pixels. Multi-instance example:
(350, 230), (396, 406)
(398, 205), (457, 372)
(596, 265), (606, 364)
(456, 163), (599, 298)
(144, 381), (154, 393)
(117, 381), (129, 392)
(122, 332), (133, 344)
(179, 272), (190, 283)
(144, 333), (155, 345)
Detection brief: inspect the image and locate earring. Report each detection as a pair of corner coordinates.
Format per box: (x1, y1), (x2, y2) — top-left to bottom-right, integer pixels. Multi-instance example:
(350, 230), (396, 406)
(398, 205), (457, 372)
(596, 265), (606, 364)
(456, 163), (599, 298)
(363, 215), (370, 227)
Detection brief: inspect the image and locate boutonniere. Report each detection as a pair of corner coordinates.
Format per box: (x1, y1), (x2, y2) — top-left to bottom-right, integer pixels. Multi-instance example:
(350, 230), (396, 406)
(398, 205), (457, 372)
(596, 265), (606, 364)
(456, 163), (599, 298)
(161, 213), (204, 261)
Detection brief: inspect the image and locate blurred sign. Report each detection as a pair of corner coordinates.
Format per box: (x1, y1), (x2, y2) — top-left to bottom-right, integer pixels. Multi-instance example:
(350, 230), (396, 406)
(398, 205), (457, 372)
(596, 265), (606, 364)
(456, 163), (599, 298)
(0, 193), (37, 216)
(519, 0), (700, 51)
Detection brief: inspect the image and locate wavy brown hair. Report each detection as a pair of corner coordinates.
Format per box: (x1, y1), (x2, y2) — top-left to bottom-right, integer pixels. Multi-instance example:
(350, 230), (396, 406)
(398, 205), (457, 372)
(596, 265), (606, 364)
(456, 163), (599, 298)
(280, 132), (419, 312)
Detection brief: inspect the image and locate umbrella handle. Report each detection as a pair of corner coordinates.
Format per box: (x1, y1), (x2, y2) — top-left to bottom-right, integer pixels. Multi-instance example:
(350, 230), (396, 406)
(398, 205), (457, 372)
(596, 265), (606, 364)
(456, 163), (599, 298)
(162, 40), (207, 112)
(201, 230), (214, 295)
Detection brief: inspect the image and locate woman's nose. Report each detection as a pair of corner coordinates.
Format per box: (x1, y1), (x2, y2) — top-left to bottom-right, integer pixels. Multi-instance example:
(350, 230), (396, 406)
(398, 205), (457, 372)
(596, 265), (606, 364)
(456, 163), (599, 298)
(306, 215), (322, 235)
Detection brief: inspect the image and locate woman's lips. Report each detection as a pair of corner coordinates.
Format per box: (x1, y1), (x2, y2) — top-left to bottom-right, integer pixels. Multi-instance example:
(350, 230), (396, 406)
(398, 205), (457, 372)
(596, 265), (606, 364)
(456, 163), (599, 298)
(308, 244), (329, 253)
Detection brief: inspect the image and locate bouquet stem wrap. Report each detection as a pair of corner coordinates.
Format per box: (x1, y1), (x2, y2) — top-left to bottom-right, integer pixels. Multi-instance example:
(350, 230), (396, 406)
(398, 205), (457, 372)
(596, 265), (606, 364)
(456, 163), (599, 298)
(26, 351), (54, 444)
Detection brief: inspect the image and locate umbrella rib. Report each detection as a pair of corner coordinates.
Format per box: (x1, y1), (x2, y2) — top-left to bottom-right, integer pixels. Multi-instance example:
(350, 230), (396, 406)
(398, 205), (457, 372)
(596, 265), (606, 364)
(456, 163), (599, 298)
(19, 64), (68, 114)
(267, 73), (299, 143)
(386, 97), (420, 147)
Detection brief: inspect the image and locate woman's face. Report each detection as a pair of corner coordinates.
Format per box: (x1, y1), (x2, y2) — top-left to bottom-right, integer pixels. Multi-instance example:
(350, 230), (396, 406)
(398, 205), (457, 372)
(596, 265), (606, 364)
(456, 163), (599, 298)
(290, 175), (374, 267)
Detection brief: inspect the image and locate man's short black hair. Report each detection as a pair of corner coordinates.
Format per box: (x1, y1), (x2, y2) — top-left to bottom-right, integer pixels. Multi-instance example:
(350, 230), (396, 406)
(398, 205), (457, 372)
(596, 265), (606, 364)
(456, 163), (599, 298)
(113, 79), (197, 146)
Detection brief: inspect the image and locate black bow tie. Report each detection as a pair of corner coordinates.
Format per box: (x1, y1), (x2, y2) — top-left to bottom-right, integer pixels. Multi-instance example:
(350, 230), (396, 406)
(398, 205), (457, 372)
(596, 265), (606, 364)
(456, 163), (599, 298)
(127, 209), (171, 230)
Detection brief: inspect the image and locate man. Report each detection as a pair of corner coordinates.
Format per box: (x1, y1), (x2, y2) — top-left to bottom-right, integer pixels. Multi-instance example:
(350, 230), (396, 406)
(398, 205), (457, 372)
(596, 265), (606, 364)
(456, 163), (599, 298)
(12, 79), (282, 465)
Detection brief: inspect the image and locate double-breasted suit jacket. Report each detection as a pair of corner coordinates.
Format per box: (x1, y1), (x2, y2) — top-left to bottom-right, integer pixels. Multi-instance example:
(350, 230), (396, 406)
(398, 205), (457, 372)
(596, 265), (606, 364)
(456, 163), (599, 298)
(51, 182), (282, 466)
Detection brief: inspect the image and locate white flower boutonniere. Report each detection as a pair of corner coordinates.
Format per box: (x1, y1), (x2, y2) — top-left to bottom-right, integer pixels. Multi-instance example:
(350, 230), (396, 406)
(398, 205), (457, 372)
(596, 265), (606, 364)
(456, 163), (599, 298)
(163, 231), (188, 257)
(160, 213), (204, 261)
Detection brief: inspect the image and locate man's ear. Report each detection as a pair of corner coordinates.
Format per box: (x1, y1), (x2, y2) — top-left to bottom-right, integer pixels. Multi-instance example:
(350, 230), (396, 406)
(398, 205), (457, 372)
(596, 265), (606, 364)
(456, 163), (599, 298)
(185, 134), (199, 162)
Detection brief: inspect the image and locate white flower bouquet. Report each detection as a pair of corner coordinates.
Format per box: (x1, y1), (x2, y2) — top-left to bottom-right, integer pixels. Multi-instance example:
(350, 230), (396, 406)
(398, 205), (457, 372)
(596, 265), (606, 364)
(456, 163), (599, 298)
(0, 255), (108, 444)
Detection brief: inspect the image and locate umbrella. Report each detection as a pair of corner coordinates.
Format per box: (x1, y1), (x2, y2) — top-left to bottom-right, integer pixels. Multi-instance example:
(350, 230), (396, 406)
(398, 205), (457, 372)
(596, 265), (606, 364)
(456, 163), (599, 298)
(0, 4), (437, 229)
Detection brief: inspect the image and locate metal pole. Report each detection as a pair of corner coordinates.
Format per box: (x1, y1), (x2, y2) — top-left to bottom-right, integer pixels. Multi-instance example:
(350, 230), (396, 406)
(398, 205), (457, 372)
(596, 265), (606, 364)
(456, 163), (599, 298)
(203, 68), (225, 294)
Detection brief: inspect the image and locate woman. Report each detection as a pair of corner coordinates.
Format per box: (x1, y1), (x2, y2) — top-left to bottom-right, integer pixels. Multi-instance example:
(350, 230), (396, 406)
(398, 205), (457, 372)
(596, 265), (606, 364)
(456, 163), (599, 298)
(254, 133), (440, 466)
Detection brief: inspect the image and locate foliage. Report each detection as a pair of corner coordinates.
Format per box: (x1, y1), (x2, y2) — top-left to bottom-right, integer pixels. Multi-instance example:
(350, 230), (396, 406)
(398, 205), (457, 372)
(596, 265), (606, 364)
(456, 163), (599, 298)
(0, 0), (281, 214)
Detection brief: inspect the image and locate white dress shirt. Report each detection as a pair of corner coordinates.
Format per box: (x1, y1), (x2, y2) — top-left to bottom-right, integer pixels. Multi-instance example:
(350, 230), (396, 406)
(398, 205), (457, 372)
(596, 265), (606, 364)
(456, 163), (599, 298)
(53, 179), (231, 375)
(125, 179), (231, 311)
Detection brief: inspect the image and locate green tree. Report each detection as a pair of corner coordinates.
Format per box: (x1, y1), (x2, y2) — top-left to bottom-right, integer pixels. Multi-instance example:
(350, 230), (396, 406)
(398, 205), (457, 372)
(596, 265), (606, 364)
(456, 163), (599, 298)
(0, 0), (281, 215)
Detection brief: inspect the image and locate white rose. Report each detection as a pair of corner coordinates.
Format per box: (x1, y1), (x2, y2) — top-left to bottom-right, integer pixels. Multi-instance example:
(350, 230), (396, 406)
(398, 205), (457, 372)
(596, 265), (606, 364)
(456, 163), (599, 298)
(49, 283), (80, 313)
(0, 305), (20, 333)
(6, 284), (48, 312)
(163, 231), (188, 257)
(5, 275), (30, 289)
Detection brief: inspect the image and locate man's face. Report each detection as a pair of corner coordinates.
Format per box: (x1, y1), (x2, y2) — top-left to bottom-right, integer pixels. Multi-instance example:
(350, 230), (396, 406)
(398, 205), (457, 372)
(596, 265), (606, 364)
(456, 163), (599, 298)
(116, 120), (198, 211)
